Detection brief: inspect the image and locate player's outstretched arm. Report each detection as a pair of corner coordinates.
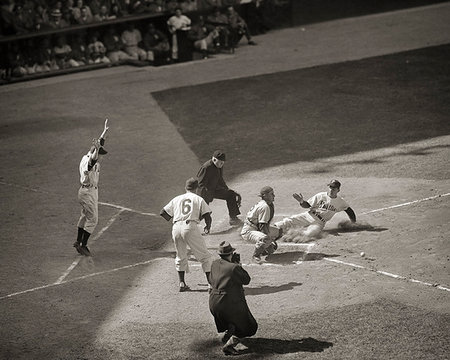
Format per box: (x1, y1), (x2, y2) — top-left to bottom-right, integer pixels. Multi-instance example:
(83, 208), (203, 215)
(293, 193), (310, 208)
(345, 207), (356, 223)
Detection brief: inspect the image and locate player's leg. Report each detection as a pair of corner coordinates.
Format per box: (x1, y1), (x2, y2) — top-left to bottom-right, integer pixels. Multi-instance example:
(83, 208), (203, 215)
(274, 212), (311, 231)
(185, 225), (213, 283)
(214, 188), (241, 224)
(172, 224), (190, 291)
(80, 190), (98, 256)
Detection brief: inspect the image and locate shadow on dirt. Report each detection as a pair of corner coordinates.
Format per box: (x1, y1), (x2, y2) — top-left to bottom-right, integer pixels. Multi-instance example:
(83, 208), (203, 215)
(265, 251), (339, 264)
(245, 281), (302, 296)
(325, 226), (388, 236)
(240, 337), (333, 355)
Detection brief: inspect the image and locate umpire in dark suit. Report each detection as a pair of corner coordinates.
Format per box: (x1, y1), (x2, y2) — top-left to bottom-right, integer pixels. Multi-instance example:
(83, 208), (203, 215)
(197, 150), (241, 227)
(209, 241), (258, 355)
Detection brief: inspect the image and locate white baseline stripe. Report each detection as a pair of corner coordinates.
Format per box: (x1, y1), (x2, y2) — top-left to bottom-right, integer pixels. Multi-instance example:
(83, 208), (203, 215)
(276, 192), (450, 218)
(325, 258), (450, 292)
(55, 208), (125, 284)
(1, 258), (165, 300)
(360, 193), (450, 215)
(98, 202), (157, 217)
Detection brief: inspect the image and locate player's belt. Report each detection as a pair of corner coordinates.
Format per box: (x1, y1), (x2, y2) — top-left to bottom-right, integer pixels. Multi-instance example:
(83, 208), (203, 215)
(81, 184), (98, 189)
(174, 220), (199, 225)
(309, 211), (325, 222)
(244, 219), (257, 227)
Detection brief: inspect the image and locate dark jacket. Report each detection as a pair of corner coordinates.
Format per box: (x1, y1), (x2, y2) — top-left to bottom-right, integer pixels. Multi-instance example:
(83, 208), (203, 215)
(209, 258), (258, 338)
(197, 159), (228, 203)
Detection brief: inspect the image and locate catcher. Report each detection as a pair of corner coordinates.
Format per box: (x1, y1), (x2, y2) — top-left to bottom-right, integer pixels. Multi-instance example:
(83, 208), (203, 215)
(196, 150), (242, 228)
(274, 179), (356, 239)
(240, 186), (282, 264)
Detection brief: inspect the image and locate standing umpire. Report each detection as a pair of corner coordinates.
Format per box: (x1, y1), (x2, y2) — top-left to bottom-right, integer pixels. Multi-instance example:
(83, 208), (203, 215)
(209, 241), (258, 355)
(73, 119), (109, 256)
(197, 150), (242, 228)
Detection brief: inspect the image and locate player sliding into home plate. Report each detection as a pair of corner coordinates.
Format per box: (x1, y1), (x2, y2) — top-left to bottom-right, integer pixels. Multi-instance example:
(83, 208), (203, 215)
(274, 179), (358, 242)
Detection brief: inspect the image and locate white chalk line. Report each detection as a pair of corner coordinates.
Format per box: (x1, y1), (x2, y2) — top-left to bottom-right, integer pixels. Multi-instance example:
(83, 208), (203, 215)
(55, 208), (125, 284)
(2, 192), (449, 299)
(275, 192), (450, 218)
(0, 180), (158, 217)
(325, 258), (450, 292)
(0, 258), (165, 300)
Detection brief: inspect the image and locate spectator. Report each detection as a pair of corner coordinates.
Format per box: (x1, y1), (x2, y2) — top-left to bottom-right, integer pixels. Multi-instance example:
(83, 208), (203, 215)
(206, 6), (231, 50)
(241, 0), (270, 35)
(34, 3), (50, 30)
(1, 0), (27, 35)
(23, 38), (39, 74)
(76, 5), (94, 24)
(103, 26), (131, 63)
(87, 32), (111, 64)
(61, 0), (76, 24)
(53, 35), (82, 68)
(165, 0), (178, 13)
(89, 0), (101, 16)
(35, 36), (59, 72)
(121, 22), (148, 60)
(226, 5), (256, 46)
(109, 1), (125, 17)
(48, 8), (69, 28)
(7, 42), (27, 77)
(142, 23), (170, 64)
(94, 5), (116, 21)
(72, 0), (93, 22)
(20, 1), (37, 32)
(167, 7), (191, 62)
(179, 0), (197, 12)
(197, 0), (220, 11)
(188, 15), (219, 59)
(70, 33), (88, 66)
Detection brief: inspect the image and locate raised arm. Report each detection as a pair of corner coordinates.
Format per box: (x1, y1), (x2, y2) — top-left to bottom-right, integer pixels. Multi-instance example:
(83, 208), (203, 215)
(293, 193), (311, 208)
(99, 118), (109, 141)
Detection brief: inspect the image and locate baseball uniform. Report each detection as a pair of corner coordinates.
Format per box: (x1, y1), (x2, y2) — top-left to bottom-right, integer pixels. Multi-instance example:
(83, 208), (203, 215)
(275, 192), (350, 231)
(163, 191), (213, 273)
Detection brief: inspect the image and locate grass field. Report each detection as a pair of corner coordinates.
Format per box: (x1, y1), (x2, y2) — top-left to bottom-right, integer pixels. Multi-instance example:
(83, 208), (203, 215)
(1, 4), (450, 360)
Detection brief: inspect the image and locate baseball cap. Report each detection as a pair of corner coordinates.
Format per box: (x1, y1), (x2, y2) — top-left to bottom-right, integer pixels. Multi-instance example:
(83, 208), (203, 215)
(218, 241), (235, 255)
(185, 177), (198, 190)
(258, 186), (274, 197)
(327, 179), (341, 189)
(212, 150), (226, 161)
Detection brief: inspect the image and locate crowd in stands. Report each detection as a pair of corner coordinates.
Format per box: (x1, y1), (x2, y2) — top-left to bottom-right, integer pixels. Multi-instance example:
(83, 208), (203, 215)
(1, 0), (288, 81)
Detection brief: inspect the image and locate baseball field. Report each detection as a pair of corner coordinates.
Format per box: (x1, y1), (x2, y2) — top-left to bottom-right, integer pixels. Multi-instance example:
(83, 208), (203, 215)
(1, 3), (450, 360)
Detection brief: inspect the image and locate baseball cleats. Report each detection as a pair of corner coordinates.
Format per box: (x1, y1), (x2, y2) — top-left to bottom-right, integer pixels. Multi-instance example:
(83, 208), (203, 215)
(179, 283), (191, 292)
(73, 242), (82, 254)
(80, 246), (91, 256)
(252, 255), (264, 264)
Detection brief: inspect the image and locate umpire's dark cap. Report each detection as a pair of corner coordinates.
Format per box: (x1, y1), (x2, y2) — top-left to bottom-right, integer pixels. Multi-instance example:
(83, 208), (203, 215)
(218, 241), (235, 255)
(258, 186), (274, 197)
(213, 150), (226, 161)
(185, 177), (199, 190)
(328, 179), (341, 189)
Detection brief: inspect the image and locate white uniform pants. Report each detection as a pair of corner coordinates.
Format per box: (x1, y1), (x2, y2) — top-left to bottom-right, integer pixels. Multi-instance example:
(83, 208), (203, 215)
(274, 212), (324, 232)
(77, 187), (98, 234)
(172, 221), (213, 273)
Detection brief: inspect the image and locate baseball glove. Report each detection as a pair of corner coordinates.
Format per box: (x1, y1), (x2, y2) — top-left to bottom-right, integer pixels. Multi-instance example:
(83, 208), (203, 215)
(231, 252), (241, 264)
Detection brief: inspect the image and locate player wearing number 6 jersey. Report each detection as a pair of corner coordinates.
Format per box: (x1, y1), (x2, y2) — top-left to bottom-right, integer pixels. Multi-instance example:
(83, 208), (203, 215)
(160, 178), (214, 292)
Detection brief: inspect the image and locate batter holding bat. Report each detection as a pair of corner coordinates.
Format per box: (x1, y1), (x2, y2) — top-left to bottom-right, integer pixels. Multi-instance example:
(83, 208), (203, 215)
(73, 119), (109, 256)
(274, 179), (356, 239)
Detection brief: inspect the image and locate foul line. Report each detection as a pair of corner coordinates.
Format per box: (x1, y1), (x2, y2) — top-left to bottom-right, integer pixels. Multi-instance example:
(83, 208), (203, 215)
(359, 193), (450, 215)
(324, 258), (450, 292)
(55, 209), (125, 284)
(98, 202), (158, 217)
(2, 192), (449, 300)
(1, 258), (165, 300)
